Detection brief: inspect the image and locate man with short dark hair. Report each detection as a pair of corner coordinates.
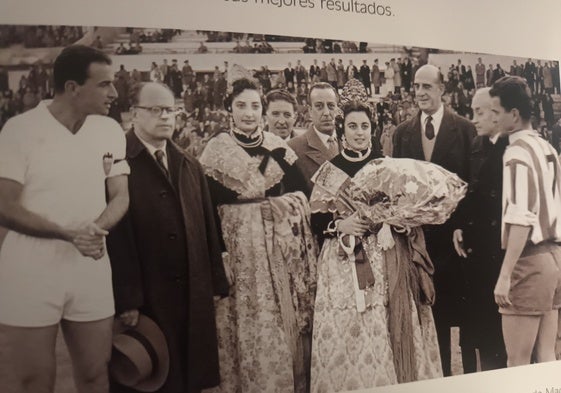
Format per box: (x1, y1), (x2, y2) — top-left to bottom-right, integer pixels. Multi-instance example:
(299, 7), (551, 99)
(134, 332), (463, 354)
(0, 44), (130, 393)
(393, 64), (476, 376)
(284, 62), (295, 91)
(359, 59), (371, 96)
(107, 82), (228, 392)
(489, 76), (561, 367)
(265, 89), (298, 141)
(288, 82), (340, 195)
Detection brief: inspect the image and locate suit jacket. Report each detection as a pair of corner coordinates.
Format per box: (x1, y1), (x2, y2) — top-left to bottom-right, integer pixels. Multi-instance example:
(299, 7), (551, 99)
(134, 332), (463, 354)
(107, 131), (228, 391)
(475, 63), (485, 82)
(326, 62), (338, 82)
(288, 126), (337, 195)
(310, 64), (320, 79)
(284, 67), (295, 84)
(453, 136), (508, 346)
(371, 64), (381, 86)
(455, 136), (507, 258)
(393, 108), (475, 308)
(393, 108), (475, 181)
(359, 65), (371, 83)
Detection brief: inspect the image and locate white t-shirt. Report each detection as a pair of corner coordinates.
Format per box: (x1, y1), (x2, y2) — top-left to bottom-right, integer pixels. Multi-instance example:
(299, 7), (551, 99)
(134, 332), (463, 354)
(0, 101), (129, 228)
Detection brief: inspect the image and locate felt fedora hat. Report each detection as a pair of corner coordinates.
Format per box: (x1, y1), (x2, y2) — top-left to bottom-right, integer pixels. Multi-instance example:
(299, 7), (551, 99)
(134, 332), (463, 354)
(109, 314), (169, 392)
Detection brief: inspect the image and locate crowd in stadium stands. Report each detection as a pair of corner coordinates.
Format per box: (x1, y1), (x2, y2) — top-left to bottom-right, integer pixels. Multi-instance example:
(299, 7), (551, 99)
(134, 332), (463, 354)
(136, 29), (180, 43)
(0, 25), (84, 48)
(1, 34), (560, 153)
(0, 64), (53, 128)
(128, 29), (376, 55)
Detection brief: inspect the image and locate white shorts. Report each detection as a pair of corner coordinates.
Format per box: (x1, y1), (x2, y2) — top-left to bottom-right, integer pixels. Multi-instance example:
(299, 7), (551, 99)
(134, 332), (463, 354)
(0, 232), (114, 327)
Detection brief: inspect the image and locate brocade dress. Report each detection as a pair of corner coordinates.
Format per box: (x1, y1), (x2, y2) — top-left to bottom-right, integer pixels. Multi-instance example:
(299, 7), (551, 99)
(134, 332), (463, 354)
(199, 129), (318, 393)
(310, 148), (443, 393)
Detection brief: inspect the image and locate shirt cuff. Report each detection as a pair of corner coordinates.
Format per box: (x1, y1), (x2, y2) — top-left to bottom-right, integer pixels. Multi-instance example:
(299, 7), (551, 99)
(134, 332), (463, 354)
(503, 204), (537, 227)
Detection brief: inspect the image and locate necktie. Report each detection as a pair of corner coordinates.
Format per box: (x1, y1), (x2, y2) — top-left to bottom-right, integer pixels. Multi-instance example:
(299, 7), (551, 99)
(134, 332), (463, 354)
(154, 149), (170, 179)
(327, 136), (339, 157)
(425, 115), (435, 140)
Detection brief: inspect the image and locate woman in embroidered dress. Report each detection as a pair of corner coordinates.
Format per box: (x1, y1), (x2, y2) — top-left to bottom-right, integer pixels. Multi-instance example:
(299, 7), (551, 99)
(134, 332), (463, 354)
(199, 79), (317, 393)
(310, 101), (443, 392)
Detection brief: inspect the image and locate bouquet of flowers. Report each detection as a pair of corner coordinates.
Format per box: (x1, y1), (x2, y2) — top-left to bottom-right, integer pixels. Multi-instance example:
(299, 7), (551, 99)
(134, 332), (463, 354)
(350, 157), (467, 227)
(310, 157), (467, 249)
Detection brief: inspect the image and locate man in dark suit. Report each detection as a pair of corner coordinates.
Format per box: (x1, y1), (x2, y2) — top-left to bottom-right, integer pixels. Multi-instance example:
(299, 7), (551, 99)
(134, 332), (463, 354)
(524, 58), (536, 93)
(486, 64), (494, 87)
(393, 64), (476, 376)
(401, 56), (413, 92)
(284, 62), (295, 91)
(107, 82), (229, 393)
(288, 82), (340, 249)
(452, 87), (508, 371)
(310, 59), (321, 83)
(359, 60), (371, 96)
(288, 82), (340, 195)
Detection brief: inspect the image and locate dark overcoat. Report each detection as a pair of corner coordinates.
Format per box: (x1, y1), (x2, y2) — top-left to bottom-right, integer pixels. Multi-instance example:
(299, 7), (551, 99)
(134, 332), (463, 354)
(392, 108), (476, 324)
(453, 135), (507, 353)
(107, 131), (229, 392)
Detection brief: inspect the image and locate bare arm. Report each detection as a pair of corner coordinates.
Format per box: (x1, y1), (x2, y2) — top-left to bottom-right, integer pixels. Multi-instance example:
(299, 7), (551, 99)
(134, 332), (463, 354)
(494, 224), (532, 307)
(0, 177), (72, 241)
(95, 174), (129, 231)
(498, 224), (531, 278)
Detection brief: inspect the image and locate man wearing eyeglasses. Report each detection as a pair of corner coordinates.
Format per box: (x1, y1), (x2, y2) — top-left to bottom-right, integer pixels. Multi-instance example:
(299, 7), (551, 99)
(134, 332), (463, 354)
(107, 82), (229, 392)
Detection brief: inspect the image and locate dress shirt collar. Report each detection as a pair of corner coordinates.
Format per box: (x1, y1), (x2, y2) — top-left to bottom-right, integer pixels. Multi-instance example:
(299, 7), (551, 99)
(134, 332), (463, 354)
(135, 131), (168, 164)
(489, 133), (500, 144)
(313, 126), (335, 147)
(420, 104), (444, 137)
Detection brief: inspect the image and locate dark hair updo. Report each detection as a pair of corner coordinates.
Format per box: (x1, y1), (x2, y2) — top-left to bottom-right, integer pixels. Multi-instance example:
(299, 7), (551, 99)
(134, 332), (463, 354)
(223, 77), (266, 115)
(335, 101), (374, 140)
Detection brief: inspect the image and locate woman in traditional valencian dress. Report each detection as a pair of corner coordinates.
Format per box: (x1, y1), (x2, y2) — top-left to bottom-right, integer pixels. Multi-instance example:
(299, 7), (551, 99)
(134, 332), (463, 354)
(310, 101), (443, 392)
(199, 79), (317, 393)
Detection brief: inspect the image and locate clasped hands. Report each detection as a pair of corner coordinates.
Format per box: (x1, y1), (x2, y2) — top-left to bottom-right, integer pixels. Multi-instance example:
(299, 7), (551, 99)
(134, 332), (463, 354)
(337, 212), (370, 238)
(68, 222), (109, 260)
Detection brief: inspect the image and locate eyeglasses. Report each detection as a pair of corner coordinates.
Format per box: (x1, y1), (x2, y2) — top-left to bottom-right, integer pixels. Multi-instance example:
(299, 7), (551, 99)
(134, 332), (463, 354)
(135, 106), (179, 117)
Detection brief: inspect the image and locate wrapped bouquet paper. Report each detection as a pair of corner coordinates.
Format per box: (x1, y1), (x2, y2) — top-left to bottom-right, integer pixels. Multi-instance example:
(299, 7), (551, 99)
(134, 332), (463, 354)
(350, 157), (467, 247)
(311, 157), (467, 249)
(311, 157), (467, 312)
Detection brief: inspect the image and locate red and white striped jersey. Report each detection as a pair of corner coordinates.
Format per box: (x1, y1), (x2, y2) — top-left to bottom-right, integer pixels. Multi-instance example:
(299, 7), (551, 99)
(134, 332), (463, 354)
(502, 130), (561, 248)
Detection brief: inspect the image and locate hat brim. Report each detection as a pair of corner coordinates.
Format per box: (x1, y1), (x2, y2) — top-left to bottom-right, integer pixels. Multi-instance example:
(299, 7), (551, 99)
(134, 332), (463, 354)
(110, 314), (170, 392)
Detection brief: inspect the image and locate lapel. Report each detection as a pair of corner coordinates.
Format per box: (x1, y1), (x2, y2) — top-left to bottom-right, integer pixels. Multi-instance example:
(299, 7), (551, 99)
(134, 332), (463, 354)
(431, 109), (458, 164)
(166, 142), (182, 192)
(405, 113), (424, 160)
(304, 127), (332, 165)
(126, 131), (177, 190)
(470, 136), (491, 185)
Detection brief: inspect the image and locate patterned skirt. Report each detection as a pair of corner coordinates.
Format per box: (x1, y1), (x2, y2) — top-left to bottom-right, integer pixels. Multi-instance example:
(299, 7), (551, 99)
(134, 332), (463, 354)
(311, 234), (442, 393)
(204, 192), (318, 393)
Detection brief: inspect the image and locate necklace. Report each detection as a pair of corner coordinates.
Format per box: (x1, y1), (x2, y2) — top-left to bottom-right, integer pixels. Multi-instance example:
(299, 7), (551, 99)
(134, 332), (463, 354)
(230, 127), (263, 149)
(341, 147), (371, 162)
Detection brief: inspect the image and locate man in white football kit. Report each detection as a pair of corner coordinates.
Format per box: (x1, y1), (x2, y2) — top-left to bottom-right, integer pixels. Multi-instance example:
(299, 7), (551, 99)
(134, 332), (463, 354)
(0, 45), (129, 393)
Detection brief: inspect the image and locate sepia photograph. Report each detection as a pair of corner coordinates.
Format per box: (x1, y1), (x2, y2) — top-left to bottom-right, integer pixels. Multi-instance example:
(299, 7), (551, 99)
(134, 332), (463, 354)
(0, 23), (560, 393)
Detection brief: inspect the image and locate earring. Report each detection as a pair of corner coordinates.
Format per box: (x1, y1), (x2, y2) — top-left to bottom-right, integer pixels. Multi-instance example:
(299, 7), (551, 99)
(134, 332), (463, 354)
(341, 135), (350, 150)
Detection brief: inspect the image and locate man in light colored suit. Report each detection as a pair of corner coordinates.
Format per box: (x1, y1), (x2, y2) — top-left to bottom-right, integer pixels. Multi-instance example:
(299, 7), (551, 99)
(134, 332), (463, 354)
(475, 57), (486, 88)
(393, 64), (476, 376)
(288, 82), (339, 195)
